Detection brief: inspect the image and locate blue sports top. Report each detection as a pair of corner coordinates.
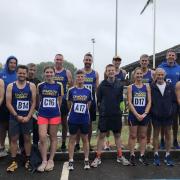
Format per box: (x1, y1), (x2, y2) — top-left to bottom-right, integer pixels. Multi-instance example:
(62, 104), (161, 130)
(38, 82), (64, 118)
(158, 61), (180, 87)
(115, 70), (125, 81)
(66, 86), (92, 124)
(54, 69), (68, 94)
(84, 70), (96, 103)
(12, 82), (32, 116)
(131, 84), (148, 114)
(142, 70), (153, 84)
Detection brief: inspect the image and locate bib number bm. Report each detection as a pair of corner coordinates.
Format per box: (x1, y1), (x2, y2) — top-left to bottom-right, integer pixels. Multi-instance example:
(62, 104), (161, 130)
(17, 101), (29, 111)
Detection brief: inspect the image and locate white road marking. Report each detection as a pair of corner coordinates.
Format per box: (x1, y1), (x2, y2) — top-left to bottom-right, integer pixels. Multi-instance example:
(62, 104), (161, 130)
(60, 162), (69, 180)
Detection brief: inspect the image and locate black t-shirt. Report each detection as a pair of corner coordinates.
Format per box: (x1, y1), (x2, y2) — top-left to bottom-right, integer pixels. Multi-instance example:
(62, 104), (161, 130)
(27, 77), (40, 86)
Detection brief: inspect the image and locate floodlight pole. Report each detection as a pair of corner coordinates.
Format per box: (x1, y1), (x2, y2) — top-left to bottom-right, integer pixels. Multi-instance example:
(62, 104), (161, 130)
(153, 0), (156, 69)
(115, 0), (118, 56)
(91, 38), (95, 69)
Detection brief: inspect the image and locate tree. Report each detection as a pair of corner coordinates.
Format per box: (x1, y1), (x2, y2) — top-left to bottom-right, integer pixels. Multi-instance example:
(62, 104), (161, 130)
(35, 60), (77, 81)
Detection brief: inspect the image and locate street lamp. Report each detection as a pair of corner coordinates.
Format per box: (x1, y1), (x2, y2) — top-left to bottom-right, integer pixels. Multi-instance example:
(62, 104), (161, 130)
(115, 0), (118, 56)
(91, 38), (95, 69)
(140, 0), (156, 69)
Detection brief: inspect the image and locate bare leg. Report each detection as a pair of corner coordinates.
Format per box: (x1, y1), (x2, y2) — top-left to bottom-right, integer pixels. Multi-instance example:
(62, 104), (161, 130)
(68, 134), (77, 160)
(48, 125), (58, 161)
(128, 126), (138, 155)
(39, 124), (48, 161)
(23, 134), (31, 156)
(139, 126), (147, 155)
(81, 134), (89, 159)
(164, 126), (171, 153)
(153, 126), (160, 153)
(10, 134), (19, 158)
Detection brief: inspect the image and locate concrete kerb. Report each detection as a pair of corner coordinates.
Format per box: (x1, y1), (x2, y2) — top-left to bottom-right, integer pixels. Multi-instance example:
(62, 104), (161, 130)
(54, 150), (180, 161)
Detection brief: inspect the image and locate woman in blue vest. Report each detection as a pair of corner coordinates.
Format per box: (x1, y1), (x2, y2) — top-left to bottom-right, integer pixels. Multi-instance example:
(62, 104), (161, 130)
(67, 70), (92, 171)
(37, 66), (64, 172)
(127, 67), (151, 166)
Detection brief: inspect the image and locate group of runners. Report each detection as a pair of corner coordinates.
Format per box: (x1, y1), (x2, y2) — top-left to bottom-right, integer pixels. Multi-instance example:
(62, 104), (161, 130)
(0, 49), (179, 172)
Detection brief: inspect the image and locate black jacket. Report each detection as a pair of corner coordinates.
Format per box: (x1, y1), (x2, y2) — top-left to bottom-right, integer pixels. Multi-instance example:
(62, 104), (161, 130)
(97, 79), (123, 117)
(150, 82), (177, 119)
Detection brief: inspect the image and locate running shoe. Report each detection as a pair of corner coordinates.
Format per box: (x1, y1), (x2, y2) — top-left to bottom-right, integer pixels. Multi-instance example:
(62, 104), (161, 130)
(91, 158), (101, 168)
(25, 160), (30, 170)
(139, 155), (149, 166)
(117, 156), (130, 166)
(129, 155), (136, 166)
(68, 161), (74, 171)
(37, 161), (47, 172)
(45, 160), (54, 171)
(0, 148), (8, 157)
(153, 154), (160, 166)
(164, 155), (174, 166)
(7, 161), (18, 172)
(173, 139), (180, 149)
(84, 160), (90, 170)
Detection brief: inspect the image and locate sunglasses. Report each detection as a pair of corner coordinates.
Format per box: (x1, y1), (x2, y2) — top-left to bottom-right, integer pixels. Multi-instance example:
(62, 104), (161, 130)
(113, 59), (121, 62)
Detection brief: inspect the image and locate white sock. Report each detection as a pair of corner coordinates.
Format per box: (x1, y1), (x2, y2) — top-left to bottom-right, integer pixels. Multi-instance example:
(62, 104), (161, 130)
(154, 152), (159, 156)
(85, 158), (89, 161)
(165, 152), (170, 157)
(69, 159), (73, 162)
(140, 154), (144, 157)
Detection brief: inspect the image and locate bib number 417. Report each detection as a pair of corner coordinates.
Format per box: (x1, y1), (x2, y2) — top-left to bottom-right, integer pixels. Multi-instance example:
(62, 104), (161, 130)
(74, 103), (86, 114)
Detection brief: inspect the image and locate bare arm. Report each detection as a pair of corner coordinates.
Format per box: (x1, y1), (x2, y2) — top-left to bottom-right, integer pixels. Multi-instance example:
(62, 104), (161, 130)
(144, 84), (151, 114)
(66, 70), (73, 87)
(6, 83), (17, 117)
(151, 69), (155, 82)
(127, 85), (139, 117)
(95, 71), (100, 91)
(67, 101), (72, 111)
(66, 88), (72, 110)
(36, 83), (40, 109)
(87, 101), (91, 109)
(58, 83), (64, 112)
(0, 79), (4, 106)
(24, 83), (36, 122)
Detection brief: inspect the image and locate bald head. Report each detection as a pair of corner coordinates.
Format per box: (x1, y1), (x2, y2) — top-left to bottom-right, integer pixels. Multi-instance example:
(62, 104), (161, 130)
(155, 68), (166, 85)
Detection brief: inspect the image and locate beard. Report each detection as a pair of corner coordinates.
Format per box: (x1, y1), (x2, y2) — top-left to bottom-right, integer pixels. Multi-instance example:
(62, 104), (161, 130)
(84, 63), (91, 68)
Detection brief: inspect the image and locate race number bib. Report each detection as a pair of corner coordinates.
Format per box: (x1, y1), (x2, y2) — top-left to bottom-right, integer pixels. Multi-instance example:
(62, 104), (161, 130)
(84, 84), (92, 92)
(16, 100), (29, 111)
(43, 98), (56, 108)
(133, 97), (145, 107)
(74, 103), (86, 114)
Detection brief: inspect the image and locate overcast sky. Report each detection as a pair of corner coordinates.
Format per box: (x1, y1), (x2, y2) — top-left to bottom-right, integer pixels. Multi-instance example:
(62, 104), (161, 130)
(0, 0), (179, 79)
